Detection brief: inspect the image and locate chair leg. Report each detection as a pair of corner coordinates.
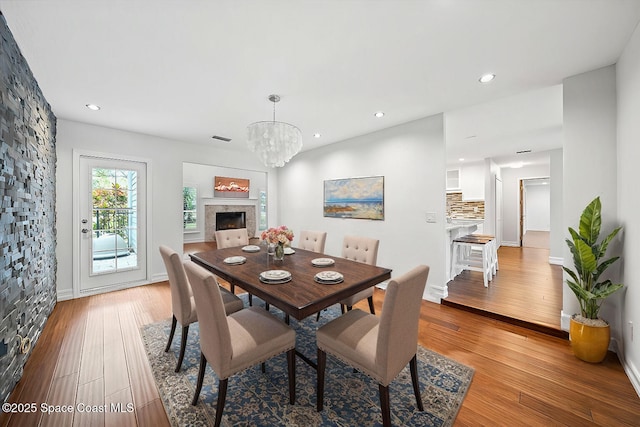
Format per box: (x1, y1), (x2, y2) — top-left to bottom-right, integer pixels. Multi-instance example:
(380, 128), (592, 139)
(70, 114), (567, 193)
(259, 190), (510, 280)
(341, 304), (346, 314)
(175, 325), (189, 372)
(248, 293), (253, 306)
(367, 296), (375, 315)
(316, 311), (321, 321)
(410, 355), (424, 411)
(287, 349), (296, 404)
(316, 348), (326, 412)
(165, 315), (177, 352)
(378, 384), (391, 427)
(214, 378), (228, 427)
(261, 362), (266, 373)
(265, 302), (270, 311)
(192, 353), (207, 406)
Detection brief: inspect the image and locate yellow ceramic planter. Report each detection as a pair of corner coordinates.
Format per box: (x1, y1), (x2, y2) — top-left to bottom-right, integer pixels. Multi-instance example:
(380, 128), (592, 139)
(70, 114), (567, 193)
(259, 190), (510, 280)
(570, 317), (610, 363)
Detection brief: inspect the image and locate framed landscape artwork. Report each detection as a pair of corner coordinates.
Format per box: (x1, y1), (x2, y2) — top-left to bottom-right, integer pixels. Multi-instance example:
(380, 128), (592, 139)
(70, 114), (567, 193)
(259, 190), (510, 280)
(214, 176), (250, 198)
(323, 176), (384, 220)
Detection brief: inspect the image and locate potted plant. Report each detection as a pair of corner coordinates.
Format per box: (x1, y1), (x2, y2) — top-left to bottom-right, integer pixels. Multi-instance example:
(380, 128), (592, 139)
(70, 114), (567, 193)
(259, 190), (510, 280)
(563, 196), (624, 363)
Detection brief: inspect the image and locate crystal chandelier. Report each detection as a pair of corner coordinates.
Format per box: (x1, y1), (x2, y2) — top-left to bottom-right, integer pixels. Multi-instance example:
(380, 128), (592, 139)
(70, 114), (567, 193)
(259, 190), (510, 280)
(247, 94), (303, 168)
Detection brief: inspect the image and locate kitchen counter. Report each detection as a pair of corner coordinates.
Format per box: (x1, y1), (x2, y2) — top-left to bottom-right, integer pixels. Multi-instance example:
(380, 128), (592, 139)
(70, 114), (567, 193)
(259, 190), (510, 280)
(445, 219), (483, 232)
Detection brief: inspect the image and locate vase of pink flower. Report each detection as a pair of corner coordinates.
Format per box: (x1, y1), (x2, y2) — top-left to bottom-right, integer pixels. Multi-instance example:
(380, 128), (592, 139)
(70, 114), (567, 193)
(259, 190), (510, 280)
(261, 226), (294, 261)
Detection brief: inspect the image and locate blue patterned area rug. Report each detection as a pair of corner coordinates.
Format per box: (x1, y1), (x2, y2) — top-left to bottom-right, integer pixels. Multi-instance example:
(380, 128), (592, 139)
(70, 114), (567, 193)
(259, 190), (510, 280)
(141, 295), (474, 426)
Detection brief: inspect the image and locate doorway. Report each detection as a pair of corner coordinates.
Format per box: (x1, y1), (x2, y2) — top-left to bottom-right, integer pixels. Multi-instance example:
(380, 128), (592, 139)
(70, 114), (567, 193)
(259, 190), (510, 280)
(75, 154), (149, 296)
(519, 178), (550, 249)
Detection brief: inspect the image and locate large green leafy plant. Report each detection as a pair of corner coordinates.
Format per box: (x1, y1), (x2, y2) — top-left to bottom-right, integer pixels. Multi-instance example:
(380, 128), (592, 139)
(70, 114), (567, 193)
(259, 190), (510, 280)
(563, 197), (623, 320)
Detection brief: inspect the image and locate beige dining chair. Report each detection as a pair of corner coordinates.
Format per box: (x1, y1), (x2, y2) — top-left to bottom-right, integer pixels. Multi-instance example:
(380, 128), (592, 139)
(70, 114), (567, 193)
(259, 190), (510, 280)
(184, 261), (296, 427)
(214, 228), (255, 305)
(215, 228), (249, 249)
(316, 265), (430, 427)
(340, 235), (380, 313)
(159, 245), (244, 372)
(298, 230), (327, 253)
(316, 235), (379, 321)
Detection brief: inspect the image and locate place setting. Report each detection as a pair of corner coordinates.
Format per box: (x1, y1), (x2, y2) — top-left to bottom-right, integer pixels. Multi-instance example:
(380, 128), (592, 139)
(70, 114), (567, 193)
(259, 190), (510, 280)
(311, 257), (335, 267)
(259, 269), (292, 285)
(242, 245), (261, 253)
(223, 256), (246, 265)
(314, 270), (344, 285)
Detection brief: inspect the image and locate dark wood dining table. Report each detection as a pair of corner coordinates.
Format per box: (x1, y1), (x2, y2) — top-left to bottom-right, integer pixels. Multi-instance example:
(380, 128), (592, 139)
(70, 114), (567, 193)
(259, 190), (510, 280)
(189, 246), (392, 322)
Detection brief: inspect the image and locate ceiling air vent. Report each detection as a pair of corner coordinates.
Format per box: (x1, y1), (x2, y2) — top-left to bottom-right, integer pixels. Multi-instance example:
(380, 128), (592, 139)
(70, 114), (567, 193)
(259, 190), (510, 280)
(211, 135), (232, 143)
(516, 149), (531, 154)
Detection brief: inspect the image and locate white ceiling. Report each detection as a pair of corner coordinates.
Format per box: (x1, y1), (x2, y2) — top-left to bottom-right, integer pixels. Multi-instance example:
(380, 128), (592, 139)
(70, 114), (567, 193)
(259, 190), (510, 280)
(1, 1), (639, 167)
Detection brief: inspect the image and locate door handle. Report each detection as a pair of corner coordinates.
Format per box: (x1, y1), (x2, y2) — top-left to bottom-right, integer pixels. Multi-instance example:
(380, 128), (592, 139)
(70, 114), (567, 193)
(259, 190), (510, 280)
(81, 229), (90, 234)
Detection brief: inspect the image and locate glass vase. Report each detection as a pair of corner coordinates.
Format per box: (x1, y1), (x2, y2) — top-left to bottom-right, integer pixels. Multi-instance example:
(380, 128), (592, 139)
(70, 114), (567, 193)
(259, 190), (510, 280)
(274, 243), (285, 261)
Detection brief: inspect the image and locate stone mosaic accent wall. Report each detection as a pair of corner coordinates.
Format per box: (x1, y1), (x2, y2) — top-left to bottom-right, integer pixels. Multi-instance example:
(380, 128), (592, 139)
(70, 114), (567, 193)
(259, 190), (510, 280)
(446, 192), (484, 219)
(0, 14), (57, 403)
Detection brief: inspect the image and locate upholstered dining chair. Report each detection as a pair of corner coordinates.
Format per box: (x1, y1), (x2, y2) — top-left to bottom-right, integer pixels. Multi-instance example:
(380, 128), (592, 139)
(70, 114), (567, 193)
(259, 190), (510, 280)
(316, 235), (379, 321)
(159, 245), (244, 372)
(214, 228), (254, 305)
(297, 230), (327, 253)
(340, 235), (380, 313)
(214, 227), (249, 250)
(316, 265), (430, 427)
(184, 261), (296, 427)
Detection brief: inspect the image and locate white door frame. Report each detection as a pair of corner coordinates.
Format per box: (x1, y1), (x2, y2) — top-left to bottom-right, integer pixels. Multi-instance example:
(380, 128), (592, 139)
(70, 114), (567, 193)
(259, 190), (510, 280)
(72, 149), (153, 298)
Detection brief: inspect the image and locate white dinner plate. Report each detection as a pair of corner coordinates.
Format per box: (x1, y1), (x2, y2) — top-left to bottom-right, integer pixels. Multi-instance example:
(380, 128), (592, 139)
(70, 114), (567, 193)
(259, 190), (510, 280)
(242, 245), (261, 252)
(314, 271), (343, 282)
(311, 258), (335, 267)
(284, 247), (295, 255)
(223, 256), (246, 265)
(259, 276), (292, 285)
(260, 270), (292, 281)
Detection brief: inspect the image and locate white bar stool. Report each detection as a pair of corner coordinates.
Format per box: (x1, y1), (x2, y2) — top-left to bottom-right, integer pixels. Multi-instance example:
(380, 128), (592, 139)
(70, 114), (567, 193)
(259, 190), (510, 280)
(451, 235), (497, 287)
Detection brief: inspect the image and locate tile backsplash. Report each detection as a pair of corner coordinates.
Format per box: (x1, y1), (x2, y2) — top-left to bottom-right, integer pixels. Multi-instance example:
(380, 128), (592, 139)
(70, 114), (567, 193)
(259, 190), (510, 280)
(446, 192), (485, 219)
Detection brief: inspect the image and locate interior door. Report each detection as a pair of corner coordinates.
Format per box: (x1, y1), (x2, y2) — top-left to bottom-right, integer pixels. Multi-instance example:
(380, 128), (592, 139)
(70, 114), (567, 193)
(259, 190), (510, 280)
(79, 155), (147, 293)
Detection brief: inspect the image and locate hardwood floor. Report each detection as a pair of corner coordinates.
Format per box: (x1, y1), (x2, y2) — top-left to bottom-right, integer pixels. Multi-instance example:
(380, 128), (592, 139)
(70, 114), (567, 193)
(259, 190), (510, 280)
(444, 245), (566, 338)
(2, 244), (639, 426)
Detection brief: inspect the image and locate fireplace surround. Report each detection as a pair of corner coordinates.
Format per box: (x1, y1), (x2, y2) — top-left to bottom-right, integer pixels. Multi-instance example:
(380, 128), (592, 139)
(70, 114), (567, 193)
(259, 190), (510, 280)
(205, 205), (256, 241)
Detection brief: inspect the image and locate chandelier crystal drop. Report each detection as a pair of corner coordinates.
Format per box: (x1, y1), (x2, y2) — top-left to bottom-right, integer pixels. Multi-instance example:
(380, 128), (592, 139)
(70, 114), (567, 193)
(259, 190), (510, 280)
(247, 94), (303, 168)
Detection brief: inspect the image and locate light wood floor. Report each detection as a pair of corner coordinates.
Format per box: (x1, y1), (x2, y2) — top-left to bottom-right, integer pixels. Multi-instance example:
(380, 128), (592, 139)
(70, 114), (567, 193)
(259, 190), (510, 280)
(444, 245), (565, 337)
(2, 245), (639, 426)
(523, 230), (550, 249)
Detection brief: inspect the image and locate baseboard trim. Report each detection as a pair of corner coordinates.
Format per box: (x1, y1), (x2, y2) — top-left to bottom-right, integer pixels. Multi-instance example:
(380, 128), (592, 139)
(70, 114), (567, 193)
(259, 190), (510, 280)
(501, 241), (520, 247)
(549, 256), (563, 265)
(57, 289), (74, 301)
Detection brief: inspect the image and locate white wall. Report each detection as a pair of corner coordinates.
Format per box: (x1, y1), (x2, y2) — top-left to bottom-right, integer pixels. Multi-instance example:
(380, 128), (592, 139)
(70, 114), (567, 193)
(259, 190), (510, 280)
(182, 162), (267, 242)
(562, 66), (621, 335)
(524, 183), (550, 231)
(55, 119), (274, 299)
(278, 115), (447, 301)
(499, 163), (550, 245)
(549, 148), (564, 262)
(617, 22), (640, 392)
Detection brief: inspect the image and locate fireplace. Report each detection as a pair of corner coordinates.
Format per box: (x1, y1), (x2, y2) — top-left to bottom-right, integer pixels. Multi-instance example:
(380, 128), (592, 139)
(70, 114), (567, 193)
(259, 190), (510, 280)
(205, 205), (256, 241)
(216, 212), (246, 231)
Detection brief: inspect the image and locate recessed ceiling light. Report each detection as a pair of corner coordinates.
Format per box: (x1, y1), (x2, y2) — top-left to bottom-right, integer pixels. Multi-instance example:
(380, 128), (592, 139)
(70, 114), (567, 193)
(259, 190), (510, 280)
(459, 158), (465, 162)
(478, 73), (496, 84)
(313, 133), (321, 138)
(374, 111), (385, 118)
(85, 103), (101, 111)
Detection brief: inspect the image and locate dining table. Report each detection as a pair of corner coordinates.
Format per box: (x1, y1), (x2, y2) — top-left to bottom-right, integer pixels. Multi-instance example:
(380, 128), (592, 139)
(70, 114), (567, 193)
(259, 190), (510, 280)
(189, 245), (392, 322)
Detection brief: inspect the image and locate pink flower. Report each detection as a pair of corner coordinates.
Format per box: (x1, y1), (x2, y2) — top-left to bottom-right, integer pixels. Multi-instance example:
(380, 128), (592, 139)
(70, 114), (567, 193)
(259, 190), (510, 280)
(261, 226), (294, 244)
